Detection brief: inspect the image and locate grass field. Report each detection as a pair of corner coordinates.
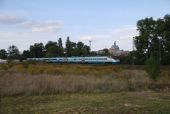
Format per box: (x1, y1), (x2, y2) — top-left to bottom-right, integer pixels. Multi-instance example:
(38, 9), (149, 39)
(1, 92), (170, 114)
(0, 63), (170, 113)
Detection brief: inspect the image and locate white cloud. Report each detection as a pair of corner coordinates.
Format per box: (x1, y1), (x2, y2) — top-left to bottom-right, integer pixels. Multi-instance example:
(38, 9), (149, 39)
(0, 14), (63, 32)
(0, 15), (26, 24)
(23, 21), (63, 32)
(0, 13), (64, 51)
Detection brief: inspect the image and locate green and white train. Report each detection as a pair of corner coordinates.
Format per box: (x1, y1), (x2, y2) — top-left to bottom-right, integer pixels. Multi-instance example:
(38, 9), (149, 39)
(27, 56), (119, 64)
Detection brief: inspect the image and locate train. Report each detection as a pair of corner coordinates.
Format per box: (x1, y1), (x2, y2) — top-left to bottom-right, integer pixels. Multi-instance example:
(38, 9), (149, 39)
(27, 56), (119, 64)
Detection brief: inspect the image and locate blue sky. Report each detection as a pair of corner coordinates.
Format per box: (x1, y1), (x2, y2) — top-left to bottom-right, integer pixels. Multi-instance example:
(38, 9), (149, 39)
(0, 0), (170, 51)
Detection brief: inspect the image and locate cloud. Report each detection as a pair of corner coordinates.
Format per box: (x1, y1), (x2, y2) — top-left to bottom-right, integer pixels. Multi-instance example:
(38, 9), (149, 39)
(23, 21), (63, 32)
(0, 14), (64, 50)
(0, 14), (63, 32)
(0, 15), (26, 24)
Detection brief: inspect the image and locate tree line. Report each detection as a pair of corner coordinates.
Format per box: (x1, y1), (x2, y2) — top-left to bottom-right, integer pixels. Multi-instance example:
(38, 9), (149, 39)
(0, 37), (90, 60)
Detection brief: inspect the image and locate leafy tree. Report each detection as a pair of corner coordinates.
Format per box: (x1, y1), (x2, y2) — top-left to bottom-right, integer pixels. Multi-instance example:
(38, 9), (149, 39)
(58, 38), (64, 56)
(65, 37), (72, 57)
(45, 41), (57, 50)
(134, 14), (170, 65)
(161, 15), (170, 65)
(45, 41), (59, 57)
(22, 50), (30, 59)
(7, 45), (20, 59)
(65, 37), (90, 57)
(0, 49), (7, 59)
(134, 17), (157, 64)
(82, 45), (90, 56)
(46, 45), (58, 57)
(77, 41), (84, 56)
(29, 43), (45, 58)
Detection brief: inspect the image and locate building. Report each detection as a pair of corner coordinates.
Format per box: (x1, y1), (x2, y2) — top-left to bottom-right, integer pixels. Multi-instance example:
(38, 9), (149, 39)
(109, 41), (129, 56)
(95, 41), (129, 56)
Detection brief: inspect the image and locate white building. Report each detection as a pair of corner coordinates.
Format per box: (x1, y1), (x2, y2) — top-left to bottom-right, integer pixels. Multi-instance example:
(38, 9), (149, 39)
(109, 41), (129, 56)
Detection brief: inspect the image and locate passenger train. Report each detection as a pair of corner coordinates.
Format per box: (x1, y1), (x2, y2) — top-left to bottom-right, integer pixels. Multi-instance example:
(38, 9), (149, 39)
(27, 56), (119, 64)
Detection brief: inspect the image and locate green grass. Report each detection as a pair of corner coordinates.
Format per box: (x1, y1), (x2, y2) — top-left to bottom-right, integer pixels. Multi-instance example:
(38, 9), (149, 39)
(1, 91), (170, 114)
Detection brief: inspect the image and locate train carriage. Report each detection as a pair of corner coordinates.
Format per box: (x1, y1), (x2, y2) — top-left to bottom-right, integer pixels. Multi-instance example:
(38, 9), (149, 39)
(27, 56), (119, 64)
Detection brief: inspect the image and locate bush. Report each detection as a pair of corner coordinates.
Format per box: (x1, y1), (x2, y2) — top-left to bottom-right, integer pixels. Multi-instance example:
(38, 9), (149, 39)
(145, 55), (160, 80)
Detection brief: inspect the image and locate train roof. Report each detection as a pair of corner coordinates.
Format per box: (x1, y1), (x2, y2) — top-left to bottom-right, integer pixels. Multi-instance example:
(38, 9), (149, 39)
(27, 56), (115, 60)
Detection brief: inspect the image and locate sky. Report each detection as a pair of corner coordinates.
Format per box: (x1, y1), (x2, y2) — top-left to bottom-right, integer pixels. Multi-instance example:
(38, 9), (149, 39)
(0, 0), (170, 51)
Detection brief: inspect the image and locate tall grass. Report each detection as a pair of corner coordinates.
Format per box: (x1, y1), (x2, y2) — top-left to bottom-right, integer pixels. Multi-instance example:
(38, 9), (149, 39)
(0, 63), (170, 96)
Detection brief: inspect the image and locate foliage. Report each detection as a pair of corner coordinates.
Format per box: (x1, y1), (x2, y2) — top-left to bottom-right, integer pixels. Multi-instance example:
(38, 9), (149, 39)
(134, 14), (170, 65)
(22, 50), (30, 59)
(45, 41), (59, 57)
(65, 37), (90, 57)
(29, 43), (45, 58)
(7, 45), (20, 60)
(119, 52), (132, 64)
(0, 49), (7, 59)
(66, 36), (72, 57)
(58, 38), (64, 56)
(145, 55), (160, 80)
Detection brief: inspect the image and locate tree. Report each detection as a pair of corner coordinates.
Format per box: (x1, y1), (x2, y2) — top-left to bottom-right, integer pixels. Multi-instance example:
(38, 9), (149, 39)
(82, 45), (90, 56)
(134, 15), (170, 65)
(65, 37), (72, 57)
(45, 41), (59, 57)
(0, 49), (7, 59)
(22, 50), (30, 59)
(161, 15), (170, 65)
(77, 41), (84, 56)
(29, 43), (45, 58)
(58, 38), (64, 56)
(7, 45), (20, 59)
(134, 17), (158, 64)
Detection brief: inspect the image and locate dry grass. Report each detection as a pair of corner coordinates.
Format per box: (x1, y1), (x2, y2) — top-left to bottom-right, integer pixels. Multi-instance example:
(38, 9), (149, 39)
(0, 63), (170, 96)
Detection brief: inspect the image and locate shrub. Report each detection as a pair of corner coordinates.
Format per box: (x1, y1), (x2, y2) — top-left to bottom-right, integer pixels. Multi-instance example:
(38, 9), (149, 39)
(145, 55), (160, 80)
